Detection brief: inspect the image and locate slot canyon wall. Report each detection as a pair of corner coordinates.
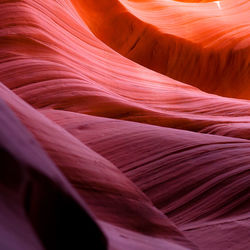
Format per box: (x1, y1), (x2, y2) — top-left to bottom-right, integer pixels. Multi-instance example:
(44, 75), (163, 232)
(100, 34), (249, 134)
(0, 0), (249, 249)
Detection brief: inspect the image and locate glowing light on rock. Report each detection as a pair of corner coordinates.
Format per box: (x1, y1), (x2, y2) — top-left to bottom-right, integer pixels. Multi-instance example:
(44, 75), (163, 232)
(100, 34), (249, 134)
(215, 1), (221, 9)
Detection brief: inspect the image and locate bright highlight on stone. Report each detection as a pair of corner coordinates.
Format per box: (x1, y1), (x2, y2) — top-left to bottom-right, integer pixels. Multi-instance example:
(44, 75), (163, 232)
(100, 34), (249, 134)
(215, 1), (221, 9)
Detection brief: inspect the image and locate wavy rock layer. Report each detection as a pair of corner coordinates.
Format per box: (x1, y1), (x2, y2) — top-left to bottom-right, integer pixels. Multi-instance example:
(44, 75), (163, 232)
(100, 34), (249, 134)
(0, 0), (249, 249)
(72, 0), (250, 99)
(0, 97), (107, 250)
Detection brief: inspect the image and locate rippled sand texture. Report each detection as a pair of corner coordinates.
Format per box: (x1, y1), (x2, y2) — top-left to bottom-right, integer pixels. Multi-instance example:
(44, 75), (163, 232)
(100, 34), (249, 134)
(0, 0), (249, 249)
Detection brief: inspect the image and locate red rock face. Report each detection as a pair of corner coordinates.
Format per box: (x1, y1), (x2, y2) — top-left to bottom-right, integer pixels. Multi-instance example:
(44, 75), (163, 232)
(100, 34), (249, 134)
(0, 0), (249, 249)
(71, 0), (250, 99)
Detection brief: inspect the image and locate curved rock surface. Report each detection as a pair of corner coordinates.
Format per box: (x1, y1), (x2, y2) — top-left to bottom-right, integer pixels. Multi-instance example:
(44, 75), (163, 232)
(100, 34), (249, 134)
(72, 0), (250, 98)
(0, 0), (249, 249)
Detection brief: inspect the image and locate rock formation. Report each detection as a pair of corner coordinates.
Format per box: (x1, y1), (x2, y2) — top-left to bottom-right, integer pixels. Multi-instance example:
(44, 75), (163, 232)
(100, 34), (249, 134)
(0, 0), (249, 249)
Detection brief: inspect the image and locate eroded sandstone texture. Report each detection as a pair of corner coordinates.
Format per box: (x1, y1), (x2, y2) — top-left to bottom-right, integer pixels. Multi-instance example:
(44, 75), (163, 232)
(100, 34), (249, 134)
(0, 0), (249, 249)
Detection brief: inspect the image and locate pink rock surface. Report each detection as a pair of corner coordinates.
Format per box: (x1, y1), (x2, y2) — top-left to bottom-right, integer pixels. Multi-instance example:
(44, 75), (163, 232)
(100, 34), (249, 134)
(0, 96), (106, 250)
(0, 0), (249, 249)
